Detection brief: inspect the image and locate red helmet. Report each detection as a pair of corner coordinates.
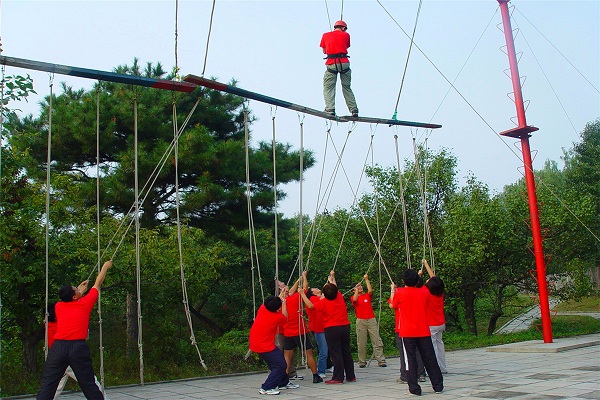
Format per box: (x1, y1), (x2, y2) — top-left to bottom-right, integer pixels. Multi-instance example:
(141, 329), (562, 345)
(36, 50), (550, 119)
(334, 20), (347, 29)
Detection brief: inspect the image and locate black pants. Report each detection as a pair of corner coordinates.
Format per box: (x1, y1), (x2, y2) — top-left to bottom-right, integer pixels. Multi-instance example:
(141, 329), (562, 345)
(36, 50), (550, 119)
(324, 324), (355, 382)
(36, 340), (104, 400)
(396, 333), (425, 380)
(403, 336), (443, 395)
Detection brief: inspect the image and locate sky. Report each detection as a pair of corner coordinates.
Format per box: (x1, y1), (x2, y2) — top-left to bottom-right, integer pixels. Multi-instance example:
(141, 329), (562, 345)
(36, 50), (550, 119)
(2, 0), (599, 218)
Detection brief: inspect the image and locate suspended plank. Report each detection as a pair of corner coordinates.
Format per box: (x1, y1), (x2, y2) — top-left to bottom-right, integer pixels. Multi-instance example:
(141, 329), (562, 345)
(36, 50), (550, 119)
(183, 74), (442, 129)
(0, 55), (197, 92)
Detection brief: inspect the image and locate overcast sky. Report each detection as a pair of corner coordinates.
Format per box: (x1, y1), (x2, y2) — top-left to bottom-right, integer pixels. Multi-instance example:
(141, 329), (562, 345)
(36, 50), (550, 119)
(2, 0), (598, 217)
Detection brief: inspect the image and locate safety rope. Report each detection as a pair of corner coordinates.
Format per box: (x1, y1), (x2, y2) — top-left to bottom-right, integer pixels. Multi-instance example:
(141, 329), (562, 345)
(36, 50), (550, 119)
(0, 63), (4, 368)
(393, 135), (412, 270)
(173, 0), (180, 80)
(391, 0), (424, 120)
(43, 74), (54, 359)
(271, 107), (280, 291)
(412, 137), (434, 272)
(133, 97), (145, 385)
(201, 0), (217, 77)
(85, 98), (201, 281)
(94, 87), (107, 393)
(173, 102), (207, 370)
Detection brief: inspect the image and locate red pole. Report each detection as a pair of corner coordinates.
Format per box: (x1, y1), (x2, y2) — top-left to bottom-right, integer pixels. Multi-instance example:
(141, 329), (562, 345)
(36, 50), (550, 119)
(497, 0), (553, 342)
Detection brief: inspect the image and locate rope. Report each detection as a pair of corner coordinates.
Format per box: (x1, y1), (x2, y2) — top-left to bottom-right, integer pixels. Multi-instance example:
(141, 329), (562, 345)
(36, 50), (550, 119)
(201, 0), (217, 77)
(0, 63), (4, 367)
(94, 87), (107, 393)
(412, 138), (434, 272)
(271, 107), (280, 290)
(133, 97), (145, 385)
(297, 115), (307, 366)
(391, 0), (424, 119)
(393, 135), (412, 270)
(43, 75), (54, 359)
(172, 102), (207, 370)
(85, 98), (201, 281)
(173, 0), (180, 80)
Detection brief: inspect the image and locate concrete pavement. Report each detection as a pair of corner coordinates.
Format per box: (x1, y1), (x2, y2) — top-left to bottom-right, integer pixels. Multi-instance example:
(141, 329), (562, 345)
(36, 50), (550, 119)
(10, 333), (599, 400)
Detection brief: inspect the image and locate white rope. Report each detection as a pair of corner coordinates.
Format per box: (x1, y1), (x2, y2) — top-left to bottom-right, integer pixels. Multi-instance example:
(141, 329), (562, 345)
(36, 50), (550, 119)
(394, 135), (412, 270)
(94, 87), (107, 393)
(173, 102), (207, 370)
(271, 107), (280, 289)
(0, 63), (4, 367)
(85, 98), (202, 281)
(44, 75), (54, 359)
(133, 97), (144, 385)
(412, 137), (434, 272)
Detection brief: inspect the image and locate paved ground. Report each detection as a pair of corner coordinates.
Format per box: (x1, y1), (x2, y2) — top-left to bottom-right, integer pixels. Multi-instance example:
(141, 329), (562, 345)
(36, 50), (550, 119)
(11, 334), (599, 400)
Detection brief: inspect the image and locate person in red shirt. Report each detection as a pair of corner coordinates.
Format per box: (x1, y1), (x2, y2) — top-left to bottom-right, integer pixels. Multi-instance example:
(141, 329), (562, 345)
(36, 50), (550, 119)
(422, 259), (448, 374)
(281, 274), (322, 384)
(36, 260), (112, 400)
(351, 274), (386, 367)
(249, 291), (299, 395)
(46, 302), (108, 399)
(390, 269), (443, 396)
(302, 271), (328, 378)
(304, 270), (356, 384)
(320, 20), (358, 117)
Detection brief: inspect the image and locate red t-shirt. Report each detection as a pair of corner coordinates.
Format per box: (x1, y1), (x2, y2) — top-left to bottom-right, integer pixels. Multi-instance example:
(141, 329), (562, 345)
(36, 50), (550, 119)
(249, 304), (287, 353)
(283, 292), (308, 337)
(47, 321), (58, 348)
(391, 286), (431, 337)
(427, 293), (445, 326)
(314, 291), (350, 329)
(306, 295), (324, 333)
(352, 292), (375, 319)
(320, 30), (350, 65)
(54, 287), (99, 341)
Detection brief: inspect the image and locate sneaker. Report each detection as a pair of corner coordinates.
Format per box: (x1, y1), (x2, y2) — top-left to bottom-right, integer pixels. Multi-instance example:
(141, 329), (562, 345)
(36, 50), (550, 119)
(259, 388), (280, 395)
(318, 373), (326, 378)
(404, 390), (422, 396)
(358, 363), (367, 368)
(418, 375), (426, 382)
(379, 363), (387, 367)
(396, 377), (408, 383)
(346, 377), (357, 382)
(313, 374), (323, 383)
(324, 109), (336, 116)
(435, 390), (444, 394)
(279, 382), (299, 390)
(325, 379), (343, 384)
(325, 368), (333, 373)
(351, 111), (359, 117)
(289, 374), (304, 380)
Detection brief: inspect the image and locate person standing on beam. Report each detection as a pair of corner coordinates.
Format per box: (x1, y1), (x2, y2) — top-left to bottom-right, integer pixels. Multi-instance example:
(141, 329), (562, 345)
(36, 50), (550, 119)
(320, 20), (359, 118)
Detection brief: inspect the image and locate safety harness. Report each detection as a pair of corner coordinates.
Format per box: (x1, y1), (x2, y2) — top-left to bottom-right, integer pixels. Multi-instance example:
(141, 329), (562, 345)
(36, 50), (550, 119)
(325, 53), (350, 74)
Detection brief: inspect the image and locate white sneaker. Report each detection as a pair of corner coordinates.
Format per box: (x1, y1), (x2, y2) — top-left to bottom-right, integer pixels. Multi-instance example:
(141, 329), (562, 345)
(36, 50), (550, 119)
(259, 388), (280, 395)
(319, 373), (326, 378)
(279, 382), (299, 389)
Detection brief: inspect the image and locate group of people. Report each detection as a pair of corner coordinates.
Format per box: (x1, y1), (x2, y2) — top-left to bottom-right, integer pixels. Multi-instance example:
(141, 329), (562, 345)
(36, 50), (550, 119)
(249, 259), (447, 396)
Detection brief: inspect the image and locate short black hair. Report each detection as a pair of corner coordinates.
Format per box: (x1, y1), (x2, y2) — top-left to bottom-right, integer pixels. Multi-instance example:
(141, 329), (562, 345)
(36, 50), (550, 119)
(425, 276), (445, 296)
(59, 284), (75, 302)
(322, 283), (338, 300)
(402, 269), (419, 287)
(264, 295), (282, 312)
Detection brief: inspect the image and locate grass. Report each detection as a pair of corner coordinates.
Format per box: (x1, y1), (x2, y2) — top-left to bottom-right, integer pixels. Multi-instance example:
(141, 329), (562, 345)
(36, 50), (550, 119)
(554, 293), (600, 312)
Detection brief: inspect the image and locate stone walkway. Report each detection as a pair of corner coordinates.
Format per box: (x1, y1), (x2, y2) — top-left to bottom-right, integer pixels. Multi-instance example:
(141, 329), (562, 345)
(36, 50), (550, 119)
(10, 334), (600, 400)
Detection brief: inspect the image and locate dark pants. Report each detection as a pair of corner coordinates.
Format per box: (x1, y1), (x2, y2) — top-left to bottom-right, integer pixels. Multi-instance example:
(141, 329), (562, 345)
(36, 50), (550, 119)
(258, 347), (289, 390)
(324, 324), (355, 382)
(37, 340), (104, 400)
(403, 336), (444, 395)
(395, 333), (425, 380)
